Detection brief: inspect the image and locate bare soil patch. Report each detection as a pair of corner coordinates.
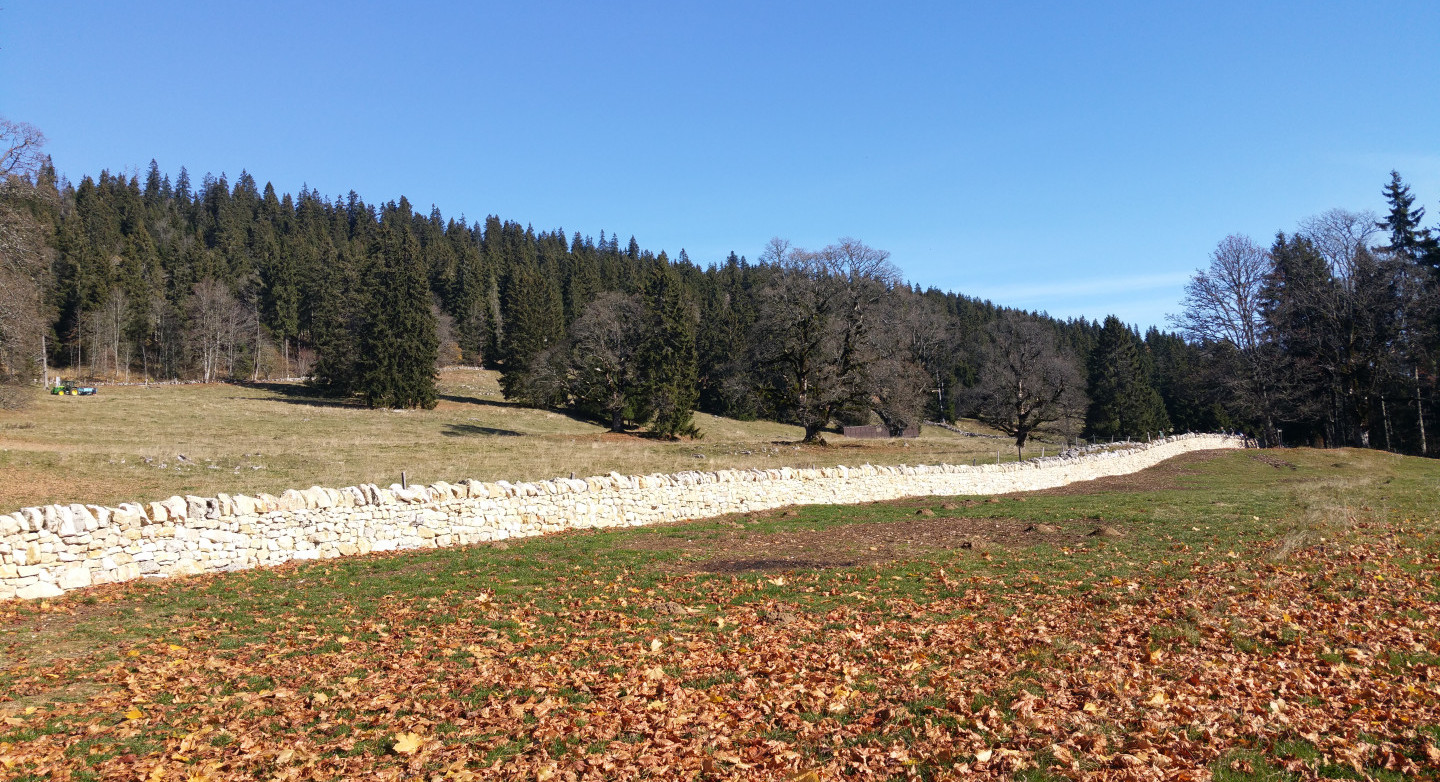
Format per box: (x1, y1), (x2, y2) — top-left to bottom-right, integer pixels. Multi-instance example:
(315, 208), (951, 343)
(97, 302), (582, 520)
(1019, 448), (1230, 496)
(1249, 452), (1299, 470)
(624, 515), (1080, 573)
(0, 682), (109, 715)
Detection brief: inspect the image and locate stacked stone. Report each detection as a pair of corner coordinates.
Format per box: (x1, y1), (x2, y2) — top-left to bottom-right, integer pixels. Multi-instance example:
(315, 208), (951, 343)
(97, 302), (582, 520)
(0, 433), (1242, 600)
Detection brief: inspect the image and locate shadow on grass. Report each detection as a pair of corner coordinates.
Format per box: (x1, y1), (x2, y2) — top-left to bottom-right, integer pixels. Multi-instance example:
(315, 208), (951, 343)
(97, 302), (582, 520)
(440, 393), (624, 430)
(242, 384), (532, 416)
(443, 423), (523, 437)
(438, 393), (521, 409)
(236, 382), (360, 409)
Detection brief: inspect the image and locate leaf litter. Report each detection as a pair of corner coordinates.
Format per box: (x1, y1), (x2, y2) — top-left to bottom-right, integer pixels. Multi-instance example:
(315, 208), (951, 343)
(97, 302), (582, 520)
(0, 454), (1437, 780)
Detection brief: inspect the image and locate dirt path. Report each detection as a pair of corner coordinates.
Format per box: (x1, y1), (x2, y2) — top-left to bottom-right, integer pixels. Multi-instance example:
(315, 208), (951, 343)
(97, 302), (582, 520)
(1018, 447), (1230, 496)
(623, 514), (1087, 573)
(616, 452), (1239, 574)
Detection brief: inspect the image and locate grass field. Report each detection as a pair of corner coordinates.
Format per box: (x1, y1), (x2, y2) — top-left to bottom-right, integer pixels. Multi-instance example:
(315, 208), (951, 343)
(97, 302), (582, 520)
(1, 446), (1437, 780)
(0, 368), (1056, 513)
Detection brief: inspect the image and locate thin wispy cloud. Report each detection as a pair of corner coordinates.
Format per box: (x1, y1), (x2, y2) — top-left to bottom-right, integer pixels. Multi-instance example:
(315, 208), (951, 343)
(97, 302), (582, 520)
(966, 271), (1192, 305)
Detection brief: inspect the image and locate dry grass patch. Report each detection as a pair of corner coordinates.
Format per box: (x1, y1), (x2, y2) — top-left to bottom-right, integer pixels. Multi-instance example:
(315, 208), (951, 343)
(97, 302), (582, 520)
(0, 368), (1040, 511)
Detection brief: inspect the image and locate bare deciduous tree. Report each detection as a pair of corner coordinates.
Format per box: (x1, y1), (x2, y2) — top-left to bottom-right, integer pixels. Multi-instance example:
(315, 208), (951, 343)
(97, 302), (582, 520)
(1172, 235), (1269, 352)
(1300, 209), (1379, 287)
(868, 353), (931, 435)
(961, 312), (1085, 454)
(79, 290), (129, 380)
(186, 280), (249, 383)
(1171, 234), (1283, 444)
(0, 120), (54, 398)
(751, 237), (899, 442)
(433, 302), (463, 368)
(0, 118), (46, 179)
(0, 202), (50, 384)
(567, 291), (645, 432)
(881, 290), (957, 420)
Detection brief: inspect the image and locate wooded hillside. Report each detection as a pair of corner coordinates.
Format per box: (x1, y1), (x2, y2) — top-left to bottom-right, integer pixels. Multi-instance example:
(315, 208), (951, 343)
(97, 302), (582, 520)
(1, 139), (1436, 453)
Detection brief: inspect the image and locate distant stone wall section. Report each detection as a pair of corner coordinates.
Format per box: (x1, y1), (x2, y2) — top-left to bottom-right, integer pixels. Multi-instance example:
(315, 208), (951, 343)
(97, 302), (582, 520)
(0, 434), (1243, 600)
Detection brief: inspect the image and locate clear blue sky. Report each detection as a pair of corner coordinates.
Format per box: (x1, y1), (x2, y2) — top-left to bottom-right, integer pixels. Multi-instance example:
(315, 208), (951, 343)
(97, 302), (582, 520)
(4, 1), (1437, 328)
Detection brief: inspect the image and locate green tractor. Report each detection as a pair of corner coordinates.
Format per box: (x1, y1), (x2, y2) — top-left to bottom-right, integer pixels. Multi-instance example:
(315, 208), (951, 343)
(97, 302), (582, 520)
(51, 380), (98, 396)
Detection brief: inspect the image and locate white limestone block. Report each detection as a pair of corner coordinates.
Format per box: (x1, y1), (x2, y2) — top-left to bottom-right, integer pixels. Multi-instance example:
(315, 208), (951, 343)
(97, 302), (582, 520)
(17, 581), (63, 599)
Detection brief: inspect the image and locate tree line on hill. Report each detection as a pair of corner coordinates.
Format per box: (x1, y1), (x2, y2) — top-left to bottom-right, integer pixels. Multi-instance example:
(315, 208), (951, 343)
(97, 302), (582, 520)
(0, 118), (1435, 454)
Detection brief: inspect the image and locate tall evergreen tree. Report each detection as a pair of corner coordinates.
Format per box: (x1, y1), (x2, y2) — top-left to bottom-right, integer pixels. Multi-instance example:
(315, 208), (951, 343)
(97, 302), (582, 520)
(1377, 171), (1438, 265)
(448, 220), (489, 364)
(696, 253), (758, 418)
(1084, 316), (1170, 440)
(1260, 233), (1336, 445)
(636, 253), (699, 438)
(307, 239), (362, 396)
(255, 184), (300, 374)
(1375, 172), (1439, 453)
(354, 201), (438, 409)
(498, 261), (564, 405)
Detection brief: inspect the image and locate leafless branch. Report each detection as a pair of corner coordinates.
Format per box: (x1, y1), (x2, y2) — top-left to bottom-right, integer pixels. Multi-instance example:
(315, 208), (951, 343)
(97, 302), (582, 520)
(0, 118), (46, 180)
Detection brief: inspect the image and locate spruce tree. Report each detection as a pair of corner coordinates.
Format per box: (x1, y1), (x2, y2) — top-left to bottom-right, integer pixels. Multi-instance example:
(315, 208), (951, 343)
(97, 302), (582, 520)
(636, 253), (699, 438)
(173, 167), (191, 204)
(498, 261), (564, 406)
(1085, 316), (1170, 440)
(354, 202), (438, 409)
(696, 252), (758, 418)
(449, 222), (489, 363)
(118, 227), (162, 379)
(307, 245), (359, 396)
(1260, 233), (1335, 444)
(143, 160), (164, 209)
(1377, 171), (1438, 264)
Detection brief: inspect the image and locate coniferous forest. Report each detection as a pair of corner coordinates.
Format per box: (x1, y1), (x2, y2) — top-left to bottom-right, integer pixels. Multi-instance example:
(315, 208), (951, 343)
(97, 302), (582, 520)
(1, 143), (1437, 454)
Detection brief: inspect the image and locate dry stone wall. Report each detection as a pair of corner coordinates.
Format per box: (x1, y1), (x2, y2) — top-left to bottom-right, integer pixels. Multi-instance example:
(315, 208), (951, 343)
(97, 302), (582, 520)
(0, 433), (1242, 600)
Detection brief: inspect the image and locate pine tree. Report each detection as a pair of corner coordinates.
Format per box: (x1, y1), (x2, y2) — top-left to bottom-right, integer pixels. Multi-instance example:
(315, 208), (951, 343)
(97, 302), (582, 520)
(354, 202), (438, 409)
(498, 261), (564, 405)
(450, 229), (489, 364)
(1377, 171), (1438, 264)
(1085, 316), (1170, 440)
(307, 240), (361, 396)
(1260, 233), (1336, 445)
(255, 184), (300, 376)
(143, 160), (164, 210)
(636, 253), (699, 438)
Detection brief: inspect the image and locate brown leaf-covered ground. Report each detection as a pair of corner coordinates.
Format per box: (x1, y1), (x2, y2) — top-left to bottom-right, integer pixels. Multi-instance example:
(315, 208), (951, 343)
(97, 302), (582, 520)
(1, 447), (1437, 781)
